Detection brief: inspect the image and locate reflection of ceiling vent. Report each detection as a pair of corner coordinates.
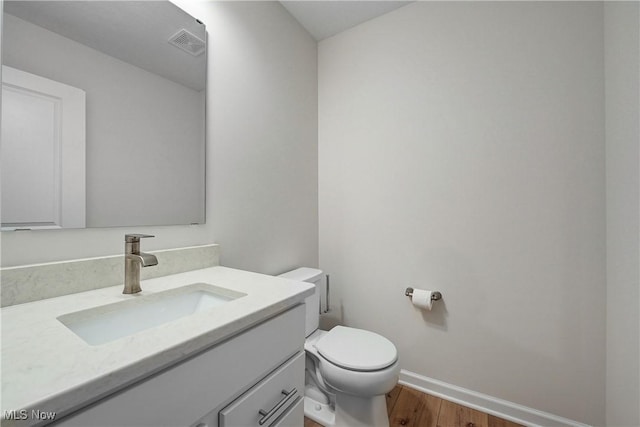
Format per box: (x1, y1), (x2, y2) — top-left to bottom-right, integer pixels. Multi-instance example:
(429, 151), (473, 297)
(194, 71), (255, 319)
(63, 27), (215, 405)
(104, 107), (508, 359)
(168, 29), (205, 56)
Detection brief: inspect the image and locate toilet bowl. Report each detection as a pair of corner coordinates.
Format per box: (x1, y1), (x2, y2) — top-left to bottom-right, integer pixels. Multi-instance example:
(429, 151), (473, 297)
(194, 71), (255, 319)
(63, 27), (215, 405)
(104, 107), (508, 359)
(278, 268), (400, 427)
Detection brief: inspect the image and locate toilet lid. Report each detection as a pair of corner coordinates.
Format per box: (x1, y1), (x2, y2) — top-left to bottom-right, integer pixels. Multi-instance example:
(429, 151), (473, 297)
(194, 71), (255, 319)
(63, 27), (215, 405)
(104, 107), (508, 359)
(314, 326), (397, 371)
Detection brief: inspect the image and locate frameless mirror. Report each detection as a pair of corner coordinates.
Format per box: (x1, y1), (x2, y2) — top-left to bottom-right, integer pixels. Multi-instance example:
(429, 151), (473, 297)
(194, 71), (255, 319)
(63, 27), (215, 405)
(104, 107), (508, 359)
(1, 1), (206, 230)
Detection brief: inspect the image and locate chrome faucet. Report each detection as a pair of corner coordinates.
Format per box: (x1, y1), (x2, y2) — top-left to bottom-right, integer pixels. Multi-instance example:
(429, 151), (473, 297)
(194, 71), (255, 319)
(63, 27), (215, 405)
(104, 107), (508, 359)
(124, 234), (158, 294)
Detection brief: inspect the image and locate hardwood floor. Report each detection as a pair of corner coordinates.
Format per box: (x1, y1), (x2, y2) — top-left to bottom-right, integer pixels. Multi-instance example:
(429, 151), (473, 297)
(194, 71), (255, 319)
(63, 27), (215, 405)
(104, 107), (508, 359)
(304, 384), (523, 427)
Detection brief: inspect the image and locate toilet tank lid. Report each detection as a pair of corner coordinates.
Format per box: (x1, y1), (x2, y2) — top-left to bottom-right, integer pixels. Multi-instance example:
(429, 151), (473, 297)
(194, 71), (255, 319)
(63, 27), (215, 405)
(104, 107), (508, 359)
(278, 267), (323, 283)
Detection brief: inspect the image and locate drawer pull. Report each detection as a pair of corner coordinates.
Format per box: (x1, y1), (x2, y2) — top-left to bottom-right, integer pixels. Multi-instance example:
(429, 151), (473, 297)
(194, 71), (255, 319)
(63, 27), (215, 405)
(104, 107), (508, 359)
(257, 387), (298, 425)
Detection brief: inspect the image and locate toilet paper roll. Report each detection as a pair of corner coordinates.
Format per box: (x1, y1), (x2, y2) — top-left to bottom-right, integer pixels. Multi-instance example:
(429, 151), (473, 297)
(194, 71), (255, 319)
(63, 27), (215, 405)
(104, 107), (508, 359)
(411, 289), (434, 310)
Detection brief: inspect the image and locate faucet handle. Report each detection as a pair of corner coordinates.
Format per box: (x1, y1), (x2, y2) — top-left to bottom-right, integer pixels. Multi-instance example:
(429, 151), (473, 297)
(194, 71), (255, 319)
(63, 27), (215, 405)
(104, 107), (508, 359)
(125, 234), (155, 243)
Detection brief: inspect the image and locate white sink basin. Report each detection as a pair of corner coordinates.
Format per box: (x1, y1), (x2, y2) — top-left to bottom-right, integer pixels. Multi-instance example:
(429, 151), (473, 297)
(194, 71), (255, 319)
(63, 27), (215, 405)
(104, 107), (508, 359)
(57, 283), (246, 345)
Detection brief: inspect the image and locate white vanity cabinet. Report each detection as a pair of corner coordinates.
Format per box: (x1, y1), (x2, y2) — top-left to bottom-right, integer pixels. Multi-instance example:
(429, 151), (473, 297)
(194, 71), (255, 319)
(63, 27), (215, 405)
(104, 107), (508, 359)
(52, 304), (305, 427)
(218, 352), (304, 427)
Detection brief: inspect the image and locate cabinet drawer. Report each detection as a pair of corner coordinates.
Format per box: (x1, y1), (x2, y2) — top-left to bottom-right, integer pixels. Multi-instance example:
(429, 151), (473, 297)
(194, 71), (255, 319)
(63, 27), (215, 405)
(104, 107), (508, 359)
(219, 352), (304, 427)
(270, 398), (303, 427)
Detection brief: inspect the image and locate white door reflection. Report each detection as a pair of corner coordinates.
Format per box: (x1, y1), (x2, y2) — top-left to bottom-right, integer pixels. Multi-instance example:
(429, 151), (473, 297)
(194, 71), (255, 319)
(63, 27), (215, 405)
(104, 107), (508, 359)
(1, 66), (86, 230)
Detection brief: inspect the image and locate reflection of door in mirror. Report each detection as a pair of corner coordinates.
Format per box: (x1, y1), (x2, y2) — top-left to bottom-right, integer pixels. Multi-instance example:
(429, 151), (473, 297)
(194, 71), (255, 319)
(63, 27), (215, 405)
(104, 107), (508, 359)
(1, 1), (206, 229)
(1, 65), (86, 230)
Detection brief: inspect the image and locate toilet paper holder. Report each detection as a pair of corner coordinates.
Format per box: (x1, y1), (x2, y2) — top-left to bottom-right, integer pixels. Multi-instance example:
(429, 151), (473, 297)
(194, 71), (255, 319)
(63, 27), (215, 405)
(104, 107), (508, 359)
(405, 287), (442, 301)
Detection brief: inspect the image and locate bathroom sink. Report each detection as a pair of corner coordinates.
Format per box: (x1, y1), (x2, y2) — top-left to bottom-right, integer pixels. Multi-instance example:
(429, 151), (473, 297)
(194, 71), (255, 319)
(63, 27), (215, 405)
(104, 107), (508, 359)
(57, 283), (246, 345)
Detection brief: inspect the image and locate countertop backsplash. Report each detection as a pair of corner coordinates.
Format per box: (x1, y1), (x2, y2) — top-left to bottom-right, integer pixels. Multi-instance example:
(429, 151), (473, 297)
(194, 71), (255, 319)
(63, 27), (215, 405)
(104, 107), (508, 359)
(0, 244), (220, 307)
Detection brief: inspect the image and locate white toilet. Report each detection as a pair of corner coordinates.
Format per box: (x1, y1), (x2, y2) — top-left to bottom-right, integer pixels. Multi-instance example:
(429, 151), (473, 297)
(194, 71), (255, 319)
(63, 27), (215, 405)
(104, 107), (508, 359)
(278, 268), (399, 427)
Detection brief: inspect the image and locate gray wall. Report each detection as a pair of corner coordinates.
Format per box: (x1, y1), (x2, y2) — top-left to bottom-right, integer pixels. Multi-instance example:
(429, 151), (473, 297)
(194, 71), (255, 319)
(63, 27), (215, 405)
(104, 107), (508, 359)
(1, 1), (319, 273)
(318, 2), (605, 424)
(605, 2), (640, 425)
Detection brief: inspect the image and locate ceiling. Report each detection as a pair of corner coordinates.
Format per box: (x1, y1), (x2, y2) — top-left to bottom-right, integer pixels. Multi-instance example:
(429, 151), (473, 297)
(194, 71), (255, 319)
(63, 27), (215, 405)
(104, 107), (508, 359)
(4, 0), (412, 87)
(280, 1), (412, 41)
(3, 1), (206, 91)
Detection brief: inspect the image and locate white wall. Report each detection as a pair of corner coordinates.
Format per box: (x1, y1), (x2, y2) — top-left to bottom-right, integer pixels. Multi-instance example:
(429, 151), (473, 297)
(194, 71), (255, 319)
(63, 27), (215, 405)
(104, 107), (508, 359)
(318, 2), (605, 425)
(173, 0), (319, 275)
(605, 2), (640, 426)
(1, 1), (318, 273)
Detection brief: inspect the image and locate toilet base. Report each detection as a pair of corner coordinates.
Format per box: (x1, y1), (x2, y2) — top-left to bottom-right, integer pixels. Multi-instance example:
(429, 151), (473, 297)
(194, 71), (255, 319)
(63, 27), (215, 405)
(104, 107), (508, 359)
(304, 396), (335, 426)
(303, 394), (390, 427)
(335, 394), (389, 427)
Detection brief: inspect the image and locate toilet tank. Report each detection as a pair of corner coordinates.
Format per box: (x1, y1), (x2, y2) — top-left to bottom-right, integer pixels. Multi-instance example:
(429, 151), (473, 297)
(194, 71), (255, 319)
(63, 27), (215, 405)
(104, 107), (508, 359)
(278, 267), (323, 337)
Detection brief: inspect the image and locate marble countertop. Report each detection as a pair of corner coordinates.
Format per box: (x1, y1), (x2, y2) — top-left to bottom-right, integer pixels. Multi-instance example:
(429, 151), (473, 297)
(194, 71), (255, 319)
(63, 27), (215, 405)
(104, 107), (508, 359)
(1, 266), (314, 424)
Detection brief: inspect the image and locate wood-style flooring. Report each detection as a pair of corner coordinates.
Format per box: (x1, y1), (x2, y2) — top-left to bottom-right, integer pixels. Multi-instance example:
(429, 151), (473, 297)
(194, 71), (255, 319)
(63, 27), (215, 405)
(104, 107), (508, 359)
(304, 384), (524, 427)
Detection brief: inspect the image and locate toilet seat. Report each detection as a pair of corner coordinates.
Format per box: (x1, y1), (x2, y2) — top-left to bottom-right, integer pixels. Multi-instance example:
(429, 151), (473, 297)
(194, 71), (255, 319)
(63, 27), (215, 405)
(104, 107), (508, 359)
(314, 326), (397, 371)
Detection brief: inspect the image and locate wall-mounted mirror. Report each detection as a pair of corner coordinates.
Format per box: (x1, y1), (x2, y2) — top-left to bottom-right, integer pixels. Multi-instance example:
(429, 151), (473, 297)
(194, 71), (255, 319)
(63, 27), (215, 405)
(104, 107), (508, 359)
(1, 1), (206, 230)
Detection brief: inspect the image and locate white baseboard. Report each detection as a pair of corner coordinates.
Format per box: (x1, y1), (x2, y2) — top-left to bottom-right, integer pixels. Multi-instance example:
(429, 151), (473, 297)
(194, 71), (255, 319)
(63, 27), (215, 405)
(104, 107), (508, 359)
(398, 370), (591, 427)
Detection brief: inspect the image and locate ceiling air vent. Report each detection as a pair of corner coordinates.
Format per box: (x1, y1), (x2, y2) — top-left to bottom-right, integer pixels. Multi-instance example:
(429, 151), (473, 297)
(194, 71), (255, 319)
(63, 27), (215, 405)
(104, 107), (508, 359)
(168, 29), (205, 57)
